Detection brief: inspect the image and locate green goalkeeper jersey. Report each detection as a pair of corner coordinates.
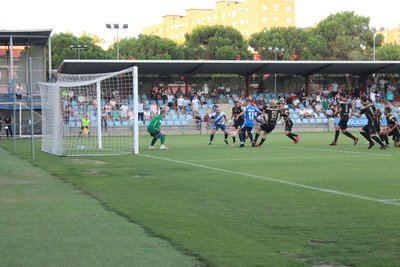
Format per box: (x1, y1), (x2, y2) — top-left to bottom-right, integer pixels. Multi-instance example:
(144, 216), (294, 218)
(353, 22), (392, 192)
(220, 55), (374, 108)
(147, 115), (162, 134)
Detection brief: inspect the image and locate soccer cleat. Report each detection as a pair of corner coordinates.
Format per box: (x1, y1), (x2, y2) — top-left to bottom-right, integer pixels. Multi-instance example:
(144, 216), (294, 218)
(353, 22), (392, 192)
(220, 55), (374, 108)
(160, 145), (168, 150)
(239, 143), (245, 148)
(255, 144), (262, 147)
(224, 139), (229, 145)
(149, 146), (156, 150)
(329, 142), (337, 146)
(368, 142), (375, 149)
(353, 138), (359, 146)
(293, 139), (299, 144)
(208, 142), (212, 145)
(296, 135), (301, 142)
(380, 145), (387, 150)
(251, 142), (256, 147)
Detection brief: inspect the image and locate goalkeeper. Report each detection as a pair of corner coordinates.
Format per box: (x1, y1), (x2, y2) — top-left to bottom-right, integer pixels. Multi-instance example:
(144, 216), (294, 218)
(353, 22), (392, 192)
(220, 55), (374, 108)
(147, 109), (168, 150)
(79, 114), (91, 136)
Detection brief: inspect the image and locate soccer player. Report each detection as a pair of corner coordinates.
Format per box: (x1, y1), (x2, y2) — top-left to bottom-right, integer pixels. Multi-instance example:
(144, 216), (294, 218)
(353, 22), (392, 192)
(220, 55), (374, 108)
(79, 115), (91, 137)
(383, 106), (400, 147)
(254, 100), (281, 147)
(281, 105), (301, 143)
(230, 100), (243, 146)
(238, 99), (262, 147)
(209, 107), (229, 145)
(147, 109), (168, 150)
(329, 93), (358, 146)
(353, 96), (386, 149)
(376, 108), (389, 146)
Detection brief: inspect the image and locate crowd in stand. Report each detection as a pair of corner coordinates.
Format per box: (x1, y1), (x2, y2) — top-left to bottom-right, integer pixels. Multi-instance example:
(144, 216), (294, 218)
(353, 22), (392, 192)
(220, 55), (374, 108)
(60, 77), (400, 128)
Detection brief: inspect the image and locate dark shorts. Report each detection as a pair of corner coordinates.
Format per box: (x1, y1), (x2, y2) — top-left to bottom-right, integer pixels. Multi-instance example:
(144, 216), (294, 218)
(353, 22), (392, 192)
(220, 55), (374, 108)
(389, 129), (400, 142)
(362, 123), (377, 135)
(241, 125), (253, 133)
(285, 120), (293, 132)
(212, 124), (226, 131)
(338, 119), (348, 130)
(233, 120), (244, 129)
(260, 124), (276, 134)
(149, 130), (163, 138)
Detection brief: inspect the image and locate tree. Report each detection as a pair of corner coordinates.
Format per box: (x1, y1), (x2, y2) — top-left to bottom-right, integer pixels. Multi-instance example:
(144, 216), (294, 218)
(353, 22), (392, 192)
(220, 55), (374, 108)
(377, 44), (400, 60)
(184, 25), (251, 60)
(113, 35), (185, 60)
(312, 11), (373, 60)
(249, 27), (329, 60)
(51, 32), (111, 69)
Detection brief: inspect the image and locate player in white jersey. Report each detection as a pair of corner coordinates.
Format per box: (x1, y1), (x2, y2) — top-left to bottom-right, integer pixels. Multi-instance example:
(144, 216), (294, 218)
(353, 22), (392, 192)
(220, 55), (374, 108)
(209, 107), (229, 145)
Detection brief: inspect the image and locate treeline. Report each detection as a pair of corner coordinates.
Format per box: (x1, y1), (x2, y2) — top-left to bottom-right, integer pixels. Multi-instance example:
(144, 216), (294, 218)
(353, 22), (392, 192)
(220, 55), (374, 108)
(51, 11), (400, 68)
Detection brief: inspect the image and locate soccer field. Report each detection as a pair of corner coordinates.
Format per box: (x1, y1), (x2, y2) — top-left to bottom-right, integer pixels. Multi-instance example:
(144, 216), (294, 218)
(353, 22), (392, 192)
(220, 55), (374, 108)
(2, 132), (400, 266)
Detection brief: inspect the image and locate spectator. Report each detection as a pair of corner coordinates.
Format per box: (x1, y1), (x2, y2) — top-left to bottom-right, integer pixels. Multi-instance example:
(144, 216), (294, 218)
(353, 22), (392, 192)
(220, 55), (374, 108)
(150, 101), (159, 118)
(166, 92), (175, 108)
(370, 90), (376, 103)
(192, 96), (200, 116)
(138, 100), (145, 124)
(195, 113), (202, 130)
(109, 98), (117, 108)
(332, 81), (338, 97)
(120, 103), (129, 121)
(322, 98), (330, 111)
(15, 83), (23, 100)
(305, 105), (315, 118)
(101, 107), (108, 131)
(354, 97), (362, 112)
(386, 89), (394, 103)
(4, 114), (12, 138)
(177, 95), (185, 113)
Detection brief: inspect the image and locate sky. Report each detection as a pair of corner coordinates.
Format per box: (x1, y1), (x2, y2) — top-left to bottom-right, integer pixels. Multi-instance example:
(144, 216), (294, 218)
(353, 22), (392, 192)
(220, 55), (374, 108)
(1, 0), (399, 47)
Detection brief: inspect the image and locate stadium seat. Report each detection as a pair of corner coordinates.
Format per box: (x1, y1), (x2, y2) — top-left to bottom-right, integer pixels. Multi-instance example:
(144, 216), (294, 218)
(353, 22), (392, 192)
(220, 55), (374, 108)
(180, 119), (188, 126)
(302, 118), (309, 124)
(227, 99), (234, 105)
(107, 121), (114, 127)
(291, 113), (299, 119)
(319, 113), (326, 118)
(141, 95), (148, 100)
(295, 119), (302, 124)
(186, 114), (193, 120)
(322, 118), (329, 124)
(122, 121), (130, 127)
(171, 114), (178, 120)
(166, 120), (174, 126)
(161, 120), (166, 126)
(114, 121), (121, 127)
(173, 120), (181, 126)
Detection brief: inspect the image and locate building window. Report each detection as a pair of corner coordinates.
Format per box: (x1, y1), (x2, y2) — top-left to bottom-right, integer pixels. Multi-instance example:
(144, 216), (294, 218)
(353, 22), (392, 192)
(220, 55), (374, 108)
(273, 4), (278, 11)
(286, 6), (292, 12)
(286, 18), (292, 24)
(262, 17), (267, 23)
(273, 17), (278, 22)
(232, 10), (237, 17)
(262, 5), (267, 11)
(240, 19), (244, 25)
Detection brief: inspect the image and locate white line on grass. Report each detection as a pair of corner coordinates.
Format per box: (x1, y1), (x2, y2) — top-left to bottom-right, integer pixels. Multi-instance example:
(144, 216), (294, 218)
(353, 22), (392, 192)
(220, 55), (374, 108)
(186, 155), (365, 162)
(268, 145), (391, 157)
(140, 154), (400, 208)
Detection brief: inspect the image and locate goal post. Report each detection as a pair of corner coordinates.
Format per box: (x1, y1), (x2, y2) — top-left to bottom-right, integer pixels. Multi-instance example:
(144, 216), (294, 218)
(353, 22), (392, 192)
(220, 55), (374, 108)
(39, 67), (139, 156)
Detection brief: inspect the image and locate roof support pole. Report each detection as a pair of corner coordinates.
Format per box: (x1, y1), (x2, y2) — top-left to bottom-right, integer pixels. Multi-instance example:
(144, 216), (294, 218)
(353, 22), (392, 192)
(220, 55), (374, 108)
(10, 34), (16, 153)
(244, 75), (250, 98)
(184, 76), (189, 97)
(305, 75), (310, 95)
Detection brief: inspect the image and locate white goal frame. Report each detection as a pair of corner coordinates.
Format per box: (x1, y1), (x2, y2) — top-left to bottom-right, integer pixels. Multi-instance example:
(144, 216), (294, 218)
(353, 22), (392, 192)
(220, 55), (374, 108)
(39, 67), (139, 156)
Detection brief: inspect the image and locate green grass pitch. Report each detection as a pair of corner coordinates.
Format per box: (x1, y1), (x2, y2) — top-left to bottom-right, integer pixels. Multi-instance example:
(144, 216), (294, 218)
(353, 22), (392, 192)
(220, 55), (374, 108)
(1, 132), (400, 266)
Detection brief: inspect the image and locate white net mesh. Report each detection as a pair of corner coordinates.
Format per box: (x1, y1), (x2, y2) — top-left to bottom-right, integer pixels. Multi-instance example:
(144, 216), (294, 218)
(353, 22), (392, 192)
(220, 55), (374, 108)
(40, 67), (139, 156)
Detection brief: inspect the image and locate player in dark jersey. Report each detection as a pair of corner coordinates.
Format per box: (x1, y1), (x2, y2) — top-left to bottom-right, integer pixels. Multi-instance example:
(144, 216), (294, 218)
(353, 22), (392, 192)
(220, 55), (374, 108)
(375, 108), (389, 146)
(329, 93), (358, 146)
(280, 105), (300, 143)
(254, 100), (280, 147)
(230, 100), (243, 146)
(383, 106), (400, 147)
(353, 96), (386, 149)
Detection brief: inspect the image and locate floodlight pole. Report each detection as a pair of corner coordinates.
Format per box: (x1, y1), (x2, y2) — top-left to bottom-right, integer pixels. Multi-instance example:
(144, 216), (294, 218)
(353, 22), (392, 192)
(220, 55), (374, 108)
(371, 27), (384, 61)
(106, 24), (128, 60)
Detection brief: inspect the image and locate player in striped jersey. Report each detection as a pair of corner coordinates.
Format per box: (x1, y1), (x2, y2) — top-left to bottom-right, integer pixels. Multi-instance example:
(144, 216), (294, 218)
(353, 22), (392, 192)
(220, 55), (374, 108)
(254, 100), (280, 147)
(209, 107), (229, 145)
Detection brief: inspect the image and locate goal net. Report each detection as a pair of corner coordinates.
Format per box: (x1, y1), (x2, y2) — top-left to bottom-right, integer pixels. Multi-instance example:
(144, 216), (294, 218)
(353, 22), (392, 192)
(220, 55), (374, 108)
(39, 67), (139, 156)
